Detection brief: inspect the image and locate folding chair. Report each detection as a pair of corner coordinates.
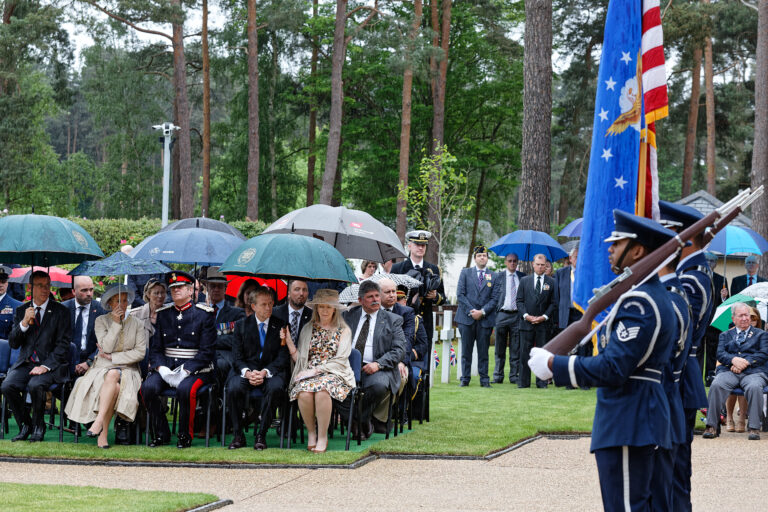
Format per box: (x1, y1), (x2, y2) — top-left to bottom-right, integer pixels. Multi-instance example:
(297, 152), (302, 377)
(145, 382), (216, 447)
(220, 383), (289, 448)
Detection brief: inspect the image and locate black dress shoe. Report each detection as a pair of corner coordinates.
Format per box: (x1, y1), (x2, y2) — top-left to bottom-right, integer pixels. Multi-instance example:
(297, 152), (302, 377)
(363, 420), (374, 440)
(509, 378), (517, 384)
(480, 382), (492, 388)
(748, 429), (761, 441)
(29, 426), (46, 442)
(253, 434), (267, 450)
(459, 381), (469, 387)
(98, 444), (110, 449)
(11, 425), (31, 442)
(149, 436), (169, 448)
(493, 379), (503, 384)
(228, 433), (247, 450)
(372, 418), (388, 434)
(176, 433), (192, 449)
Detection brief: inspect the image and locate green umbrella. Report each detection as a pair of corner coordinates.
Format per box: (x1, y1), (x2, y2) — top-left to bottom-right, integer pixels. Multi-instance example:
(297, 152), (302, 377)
(0, 214), (104, 266)
(220, 233), (358, 282)
(710, 294), (762, 331)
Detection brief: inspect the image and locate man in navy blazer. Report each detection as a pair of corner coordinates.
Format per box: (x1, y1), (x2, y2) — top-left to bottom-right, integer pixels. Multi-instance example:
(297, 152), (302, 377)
(456, 245), (497, 387)
(703, 302), (768, 440)
(63, 276), (106, 376)
(0, 266), (22, 339)
(492, 253), (526, 383)
(729, 255), (767, 296)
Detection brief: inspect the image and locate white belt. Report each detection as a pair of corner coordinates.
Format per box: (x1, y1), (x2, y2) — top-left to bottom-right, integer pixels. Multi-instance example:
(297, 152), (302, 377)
(165, 348), (198, 359)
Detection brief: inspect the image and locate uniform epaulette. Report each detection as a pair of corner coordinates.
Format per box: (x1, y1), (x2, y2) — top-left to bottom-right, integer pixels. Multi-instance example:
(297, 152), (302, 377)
(156, 303), (173, 312)
(196, 303), (214, 313)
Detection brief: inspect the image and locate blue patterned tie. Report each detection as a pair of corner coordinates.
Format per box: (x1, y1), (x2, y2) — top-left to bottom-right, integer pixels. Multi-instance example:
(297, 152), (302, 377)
(736, 330), (746, 346)
(478, 269), (484, 287)
(259, 322), (266, 348)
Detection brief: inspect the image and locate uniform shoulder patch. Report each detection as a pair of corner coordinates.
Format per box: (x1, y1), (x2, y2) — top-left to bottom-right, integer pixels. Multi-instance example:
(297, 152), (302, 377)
(616, 321), (641, 342)
(622, 300), (646, 315)
(156, 303), (173, 312)
(196, 303), (214, 313)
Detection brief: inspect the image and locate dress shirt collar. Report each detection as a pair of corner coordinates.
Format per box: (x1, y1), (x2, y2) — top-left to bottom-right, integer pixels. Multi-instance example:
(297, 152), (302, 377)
(33, 298), (49, 310)
(0, 293), (6, 303)
(410, 257), (424, 268)
(254, 315), (270, 328)
(659, 273), (676, 284)
(288, 304), (304, 317)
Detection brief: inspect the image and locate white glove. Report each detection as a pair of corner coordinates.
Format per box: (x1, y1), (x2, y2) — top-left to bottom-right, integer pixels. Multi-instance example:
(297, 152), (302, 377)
(167, 367), (189, 388)
(528, 347), (554, 380)
(157, 366), (173, 384)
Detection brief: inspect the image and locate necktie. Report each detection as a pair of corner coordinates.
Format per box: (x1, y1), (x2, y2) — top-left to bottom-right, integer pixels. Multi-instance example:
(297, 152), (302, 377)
(258, 322), (266, 347)
(290, 310), (300, 341)
(536, 276), (542, 294)
(478, 269), (485, 287)
(506, 273), (517, 310)
(74, 306), (85, 350)
(748, 276), (753, 286)
(415, 265), (421, 270)
(213, 304), (219, 318)
(34, 306), (41, 331)
(736, 330), (746, 346)
(355, 314), (370, 354)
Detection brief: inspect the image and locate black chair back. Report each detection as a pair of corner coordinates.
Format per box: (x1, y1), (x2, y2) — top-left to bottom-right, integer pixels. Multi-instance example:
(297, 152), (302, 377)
(349, 348), (362, 383)
(0, 339), (10, 374)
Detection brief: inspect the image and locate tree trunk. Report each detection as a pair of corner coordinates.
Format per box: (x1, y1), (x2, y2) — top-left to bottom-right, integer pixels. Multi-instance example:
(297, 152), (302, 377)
(306, 0), (319, 207)
(518, 0), (552, 233)
(682, 46), (702, 198)
(319, 0), (348, 205)
(268, 32), (279, 221)
(752, 0), (768, 265)
(201, 0), (211, 217)
(171, 0), (194, 218)
(703, 15), (716, 196)
(397, 0), (422, 241)
(332, 136), (343, 207)
(172, 98), (181, 219)
(246, 0), (260, 220)
(466, 168), (486, 267)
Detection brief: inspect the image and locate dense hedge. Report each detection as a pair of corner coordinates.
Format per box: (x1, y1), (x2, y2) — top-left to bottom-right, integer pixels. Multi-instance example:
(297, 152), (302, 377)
(67, 218), (268, 257)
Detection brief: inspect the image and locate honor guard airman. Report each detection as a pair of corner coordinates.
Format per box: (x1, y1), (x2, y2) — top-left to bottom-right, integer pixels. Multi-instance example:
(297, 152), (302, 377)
(0, 266), (22, 339)
(528, 210), (678, 511)
(140, 271), (216, 448)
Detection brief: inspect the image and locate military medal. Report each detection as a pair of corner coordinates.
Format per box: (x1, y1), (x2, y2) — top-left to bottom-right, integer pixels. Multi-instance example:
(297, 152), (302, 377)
(177, 311), (183, 321)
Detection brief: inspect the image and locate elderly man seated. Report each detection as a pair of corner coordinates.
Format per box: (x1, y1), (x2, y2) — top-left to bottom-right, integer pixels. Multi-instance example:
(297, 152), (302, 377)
(703, 302), (768, 441)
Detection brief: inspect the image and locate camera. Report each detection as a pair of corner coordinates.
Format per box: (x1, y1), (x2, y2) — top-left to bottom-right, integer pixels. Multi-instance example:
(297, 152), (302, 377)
(152, 122), (180, 137)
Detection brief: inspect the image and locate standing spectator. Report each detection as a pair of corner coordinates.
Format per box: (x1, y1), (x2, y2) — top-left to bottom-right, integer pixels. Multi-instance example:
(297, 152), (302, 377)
(235, 279), (261, 313)
(358, 260), (379, 281)
(2, 271), (71, 442)
(391, 230), (445, 347)
(273, 280), (313, 346)
(381, 258), (396, 274)
(543, 260), (554, 277)
(63, 276), (106, 377)
(455, 245), (497, 388)
(516, 254), (558, 388)
(729, 254), (767, 295)
(201, 266), (245, 381)
(704, 252), (729, 385)
(0, 266), (22, 339)
(554, 245), (588, 381)
(492, 253), (526, 384)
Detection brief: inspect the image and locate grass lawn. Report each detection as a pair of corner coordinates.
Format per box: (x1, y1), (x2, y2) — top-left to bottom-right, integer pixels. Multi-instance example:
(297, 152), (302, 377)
(0, 482), (216, 512)
(0, 351), (597, 463)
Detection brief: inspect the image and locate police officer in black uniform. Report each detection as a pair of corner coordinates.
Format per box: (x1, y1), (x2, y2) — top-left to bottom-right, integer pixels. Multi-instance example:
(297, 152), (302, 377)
(140, 271), (216, 448)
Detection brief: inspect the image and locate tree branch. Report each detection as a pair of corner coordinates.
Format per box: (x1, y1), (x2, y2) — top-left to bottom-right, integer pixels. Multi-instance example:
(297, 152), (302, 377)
(661, 0), (673, 20)
(86, 1), (172, 41)
(345, 1), (380, 45)
(740, 0), (758, 12)
(143, 70), (172, 81)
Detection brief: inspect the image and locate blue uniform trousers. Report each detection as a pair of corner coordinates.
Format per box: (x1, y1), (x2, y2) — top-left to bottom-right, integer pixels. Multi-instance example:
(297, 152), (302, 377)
(650, 446), (674, 511)
(458, 323), (491, 385)
(671, 411), (696, 512)
(594, 445), (655, 512)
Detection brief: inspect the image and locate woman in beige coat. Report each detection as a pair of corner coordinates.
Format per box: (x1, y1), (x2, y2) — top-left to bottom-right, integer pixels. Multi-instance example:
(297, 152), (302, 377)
(65, 284), (147, 448)
(282, 289), (355, 453)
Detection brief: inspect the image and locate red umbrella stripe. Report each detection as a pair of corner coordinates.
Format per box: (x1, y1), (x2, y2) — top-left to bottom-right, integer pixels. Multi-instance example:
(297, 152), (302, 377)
(225, 275), (287, 301)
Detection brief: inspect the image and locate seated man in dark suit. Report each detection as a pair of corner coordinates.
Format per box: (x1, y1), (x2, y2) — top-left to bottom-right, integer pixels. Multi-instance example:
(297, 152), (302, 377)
(227, 286), (289, 450)
(0, 266), (22, 339)
(272, 279), (313, 347)
(341, 280), (406, 440)
(729, 255), (767, 296)
(702, 302), (768, 441)
(516, 253), (558, 388)
(2, 270), (72, 442)
(63, 276), (106, 377)
(201, 266), (245, 382)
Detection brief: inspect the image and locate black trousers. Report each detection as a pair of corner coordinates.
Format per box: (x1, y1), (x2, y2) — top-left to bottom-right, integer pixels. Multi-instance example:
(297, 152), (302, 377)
(1, 362), (56, 429)
(141, 371), (212, 440)
(494, 311), (521, 382)
(458, 322), (492, 384)
(226, 373), (285, 437)
(519, 326), (550, 388)
(703, 326), (720, 382)
(336, 369), (390, 425)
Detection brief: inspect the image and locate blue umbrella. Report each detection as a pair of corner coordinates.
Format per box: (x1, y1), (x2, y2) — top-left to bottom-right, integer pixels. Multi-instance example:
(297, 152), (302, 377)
(558, 218), (583, 237)
(707, 225), (766, 255)
(490, 230), (568, 261)
(159, 217), (246, 240)
(129, 228), (244, 266)
(220, 233), (358, 282)
(69, 251), (171, 276)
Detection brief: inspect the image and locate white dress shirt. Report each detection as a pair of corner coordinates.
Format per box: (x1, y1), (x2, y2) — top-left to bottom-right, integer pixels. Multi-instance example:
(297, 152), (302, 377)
(75, 300), (91, 351)
(19, 298), (50, 332)
(353, 309), (379, 363)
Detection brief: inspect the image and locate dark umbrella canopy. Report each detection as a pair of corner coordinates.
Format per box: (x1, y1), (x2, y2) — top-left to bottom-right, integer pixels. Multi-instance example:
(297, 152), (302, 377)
(159, 217), (246, 240)
(220, 233), (358, 283)
(490, 230), (567, 261)
(69, 251), (171, 276)
(0, 214), (104, 266)
(129, 228), (244, 266)
(263, 204), (407, 262)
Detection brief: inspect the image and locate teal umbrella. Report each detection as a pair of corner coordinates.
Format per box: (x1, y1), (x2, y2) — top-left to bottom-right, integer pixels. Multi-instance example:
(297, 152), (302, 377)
(0, 214), (104, 266)
(69, 251), (171, 276)
(220, 233), (358, 282)
(710, 294), (762, 331)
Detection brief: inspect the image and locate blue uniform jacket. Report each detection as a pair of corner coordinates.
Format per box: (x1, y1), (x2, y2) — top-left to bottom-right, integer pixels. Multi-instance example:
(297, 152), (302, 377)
(149, 302), (216, 374)
(0, 293), (22, 339)
(660, 273), (691, 446)
(677, 251), (712, 409)
(551, 276), (676, 451)
(716, 326), (768, 376)
(456, 266), (497, 328)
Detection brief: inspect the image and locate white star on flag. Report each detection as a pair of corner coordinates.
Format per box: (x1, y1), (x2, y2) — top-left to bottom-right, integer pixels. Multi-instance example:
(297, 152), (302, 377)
(601, 148), (613, 161)
(620, 52), (632, 65)
(605, 76), (616, 90)
(614, 176), (628, 189)
(598, 109), (609, 122)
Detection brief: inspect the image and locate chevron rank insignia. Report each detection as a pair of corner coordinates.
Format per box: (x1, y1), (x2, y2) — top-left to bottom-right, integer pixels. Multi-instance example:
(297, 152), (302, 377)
(616, 321), (641, 342)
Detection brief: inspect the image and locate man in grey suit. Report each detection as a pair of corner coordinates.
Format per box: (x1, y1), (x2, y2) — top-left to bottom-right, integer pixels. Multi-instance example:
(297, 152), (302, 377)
(493, 253), (526, 383)
(702, 302), (768, 440)
(456, 245), (497, 387)
(341, 280), (406, 439)
(516, 254), (558, 388)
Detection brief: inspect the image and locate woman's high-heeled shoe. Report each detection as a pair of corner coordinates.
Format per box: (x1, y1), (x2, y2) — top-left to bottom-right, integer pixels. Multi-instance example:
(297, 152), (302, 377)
(86, 427), (103, 438)
(98, 444), (110, 449)
(311, 447), (326, 453)
(307, 445), (316, 451)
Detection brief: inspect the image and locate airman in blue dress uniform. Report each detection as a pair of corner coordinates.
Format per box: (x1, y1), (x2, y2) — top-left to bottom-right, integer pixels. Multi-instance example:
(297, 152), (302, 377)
(529, 210), (678, 512)
(659, 200), (711, 512)
(0, 266), (22, 339)
(140, 271), (216, 448)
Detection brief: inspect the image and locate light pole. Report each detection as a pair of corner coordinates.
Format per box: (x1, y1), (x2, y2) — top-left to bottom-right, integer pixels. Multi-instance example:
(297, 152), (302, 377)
(153, 122), (180, 227)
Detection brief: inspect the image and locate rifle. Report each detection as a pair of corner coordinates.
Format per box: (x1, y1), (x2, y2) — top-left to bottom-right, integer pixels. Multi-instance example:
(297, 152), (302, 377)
(542, 186), (764, 356)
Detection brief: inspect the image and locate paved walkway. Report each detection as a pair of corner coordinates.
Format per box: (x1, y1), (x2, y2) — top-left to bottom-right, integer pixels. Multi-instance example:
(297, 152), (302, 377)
(1, 432), (766, 511)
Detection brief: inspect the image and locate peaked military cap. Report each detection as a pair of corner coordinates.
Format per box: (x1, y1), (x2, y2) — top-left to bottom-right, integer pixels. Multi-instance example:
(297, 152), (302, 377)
(604, 209), (679, 251)
(406, 229), (432, 245)
(0, 265), (10, 281)
(659, 200), (704, 230)
(166, 270), (195, 288)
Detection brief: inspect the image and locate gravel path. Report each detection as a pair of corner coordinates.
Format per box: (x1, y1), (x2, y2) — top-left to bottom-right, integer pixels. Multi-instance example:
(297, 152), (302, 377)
(1, 432), (765, 511)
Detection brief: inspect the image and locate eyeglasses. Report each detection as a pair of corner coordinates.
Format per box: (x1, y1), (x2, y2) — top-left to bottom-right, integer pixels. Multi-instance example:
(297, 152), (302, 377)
(751, 316), (759, 320)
